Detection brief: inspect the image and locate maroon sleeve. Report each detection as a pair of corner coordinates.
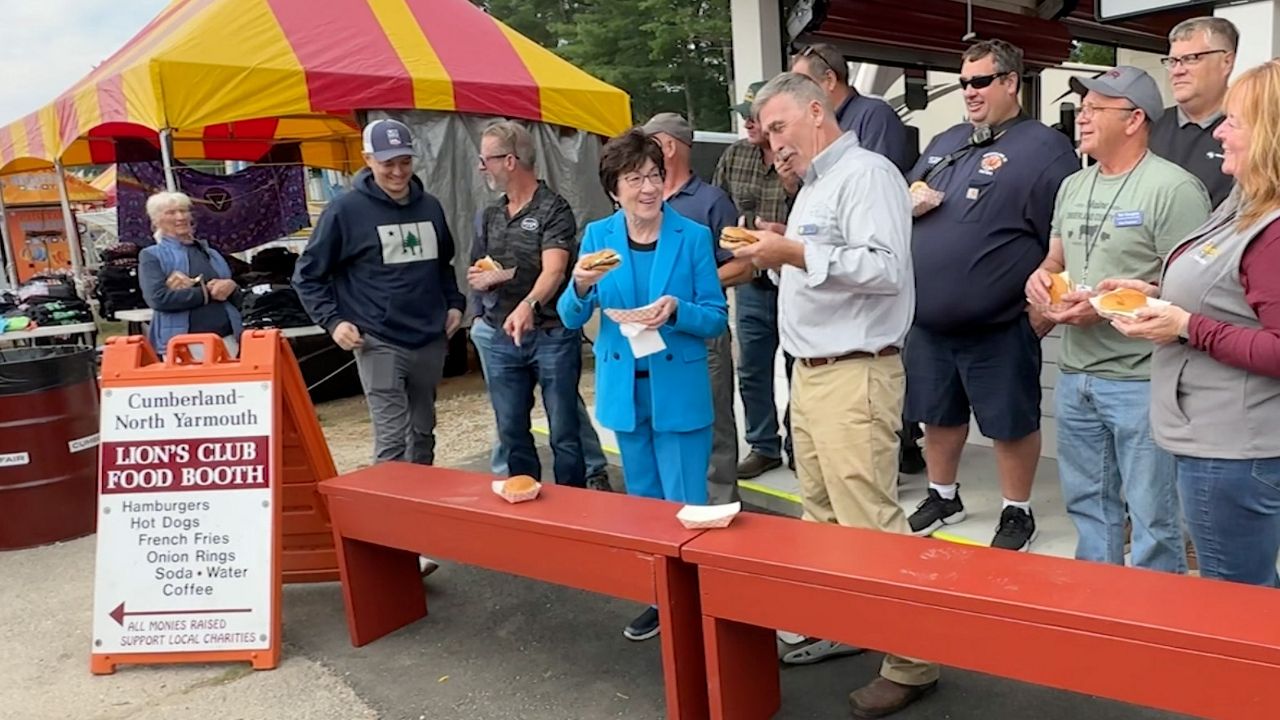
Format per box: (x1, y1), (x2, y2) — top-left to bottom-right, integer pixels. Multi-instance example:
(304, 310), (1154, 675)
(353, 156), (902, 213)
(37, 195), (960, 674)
(1188, 218), (1280, 378)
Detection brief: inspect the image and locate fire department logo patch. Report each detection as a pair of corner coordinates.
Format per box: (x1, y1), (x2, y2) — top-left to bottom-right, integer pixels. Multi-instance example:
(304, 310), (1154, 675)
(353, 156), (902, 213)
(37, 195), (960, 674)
(979, 151), (1008, 175)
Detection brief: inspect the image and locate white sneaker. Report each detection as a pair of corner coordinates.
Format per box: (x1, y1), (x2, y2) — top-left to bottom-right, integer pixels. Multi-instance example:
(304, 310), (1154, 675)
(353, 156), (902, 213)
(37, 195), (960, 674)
(419, 556), (440, 577)
(777, 630), (807, 645)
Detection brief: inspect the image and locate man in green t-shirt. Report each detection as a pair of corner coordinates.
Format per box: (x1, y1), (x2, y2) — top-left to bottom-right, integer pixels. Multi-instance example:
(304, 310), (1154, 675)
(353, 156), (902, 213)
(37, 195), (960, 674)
(1026, 66), (1209, 573)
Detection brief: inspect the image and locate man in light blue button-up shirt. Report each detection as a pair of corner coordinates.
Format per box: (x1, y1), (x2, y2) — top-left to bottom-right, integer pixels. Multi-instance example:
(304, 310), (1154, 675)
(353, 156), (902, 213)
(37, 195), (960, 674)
(734, 72), (938, 717)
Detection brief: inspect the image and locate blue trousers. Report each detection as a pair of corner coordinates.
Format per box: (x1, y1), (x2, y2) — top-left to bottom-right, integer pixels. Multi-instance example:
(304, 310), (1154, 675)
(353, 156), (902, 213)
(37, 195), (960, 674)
(1177, 455), (1280, 587)
(615, 377), (712, 504)
(471, 319), (608, 478)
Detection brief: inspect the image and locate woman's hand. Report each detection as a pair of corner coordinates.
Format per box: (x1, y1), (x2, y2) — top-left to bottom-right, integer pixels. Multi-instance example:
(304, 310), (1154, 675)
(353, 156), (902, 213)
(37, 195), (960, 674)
(639, 296), (677, 329)
(572, 264), (609, 297)
(1095, 278), (1160, 297)
(207, 279), (237, 302)
(1111, 304), (1192, 345)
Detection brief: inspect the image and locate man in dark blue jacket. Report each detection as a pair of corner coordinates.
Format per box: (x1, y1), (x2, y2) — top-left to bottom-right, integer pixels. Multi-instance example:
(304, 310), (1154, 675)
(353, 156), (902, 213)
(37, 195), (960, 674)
(294, 118), (466, 467)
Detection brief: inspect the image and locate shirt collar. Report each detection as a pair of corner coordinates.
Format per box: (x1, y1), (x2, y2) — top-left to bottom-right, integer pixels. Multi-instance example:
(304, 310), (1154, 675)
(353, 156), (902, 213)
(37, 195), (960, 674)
(806, 131), (861, 183)
(834, 92), (858, 122)
(674, 172), (703, 198)
(1176, 106), (1224, 129)
(497, 180), (550, 217)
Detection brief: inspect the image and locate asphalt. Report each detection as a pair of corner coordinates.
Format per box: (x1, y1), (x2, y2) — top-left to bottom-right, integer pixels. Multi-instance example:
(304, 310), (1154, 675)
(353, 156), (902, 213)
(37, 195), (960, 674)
(280, 446), (1189, 720)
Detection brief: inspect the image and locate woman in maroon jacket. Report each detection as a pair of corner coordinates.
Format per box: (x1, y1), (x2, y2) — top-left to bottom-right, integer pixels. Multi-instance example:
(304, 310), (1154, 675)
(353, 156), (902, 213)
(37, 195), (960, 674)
(1101, 59), (1280, 586)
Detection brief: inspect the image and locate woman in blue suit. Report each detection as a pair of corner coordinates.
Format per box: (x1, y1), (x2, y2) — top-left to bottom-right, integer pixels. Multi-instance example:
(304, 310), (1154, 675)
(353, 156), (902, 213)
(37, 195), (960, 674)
(558, 129), (727, 640)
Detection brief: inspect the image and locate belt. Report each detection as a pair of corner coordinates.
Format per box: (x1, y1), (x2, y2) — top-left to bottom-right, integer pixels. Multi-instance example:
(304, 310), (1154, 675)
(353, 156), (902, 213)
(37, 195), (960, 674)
(635, 370), (650, 379)
(798, 347), (899, 368)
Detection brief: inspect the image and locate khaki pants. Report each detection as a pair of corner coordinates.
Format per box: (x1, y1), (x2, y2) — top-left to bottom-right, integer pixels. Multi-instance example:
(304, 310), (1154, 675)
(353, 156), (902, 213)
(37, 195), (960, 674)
(791, 355), (940, 686)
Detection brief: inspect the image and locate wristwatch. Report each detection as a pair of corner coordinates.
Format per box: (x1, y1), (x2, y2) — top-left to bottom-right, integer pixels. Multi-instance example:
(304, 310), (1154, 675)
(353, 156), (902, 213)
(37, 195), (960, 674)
(523, 297), (541, 313)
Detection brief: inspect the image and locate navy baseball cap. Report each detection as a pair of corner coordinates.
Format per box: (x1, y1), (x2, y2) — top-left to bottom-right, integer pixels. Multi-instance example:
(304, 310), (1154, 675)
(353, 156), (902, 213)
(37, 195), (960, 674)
(362, 119), (415, 161)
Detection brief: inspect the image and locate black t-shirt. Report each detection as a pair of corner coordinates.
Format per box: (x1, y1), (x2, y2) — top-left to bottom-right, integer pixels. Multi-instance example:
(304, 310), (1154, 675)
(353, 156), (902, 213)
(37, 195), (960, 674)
(907, 119), (1079, 333)
(1149, 108), (1232, 209)
(473, 182), (578, 328)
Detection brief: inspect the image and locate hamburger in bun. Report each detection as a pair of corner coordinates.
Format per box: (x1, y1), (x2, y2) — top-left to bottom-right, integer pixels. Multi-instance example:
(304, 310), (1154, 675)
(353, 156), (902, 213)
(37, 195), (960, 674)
(502, 475), (538, 494)
(579, 248), (622, 272)
(473, 256), (504, 271)
(719, 226), (759, 251)
(910, 181), (930, 193)
(1048, 271), (1072, 305)
(1097, 288), (1149, 314)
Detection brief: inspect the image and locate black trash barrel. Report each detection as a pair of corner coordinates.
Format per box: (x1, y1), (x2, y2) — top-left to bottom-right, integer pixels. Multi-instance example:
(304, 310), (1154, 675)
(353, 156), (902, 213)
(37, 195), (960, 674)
(0, 345), (99, 550)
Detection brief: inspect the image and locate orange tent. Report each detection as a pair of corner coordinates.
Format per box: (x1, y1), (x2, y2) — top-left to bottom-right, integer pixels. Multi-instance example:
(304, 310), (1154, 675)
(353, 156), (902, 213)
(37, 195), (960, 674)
(0, 0), (631, 175)
(1, 172), (106, 207)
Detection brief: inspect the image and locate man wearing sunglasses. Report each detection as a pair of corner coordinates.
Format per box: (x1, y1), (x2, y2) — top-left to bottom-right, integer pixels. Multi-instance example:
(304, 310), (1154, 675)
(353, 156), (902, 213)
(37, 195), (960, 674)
(903, 40), (1079, 552)
(790, 43), (915, 175)
(1149, 17), (1238, 208)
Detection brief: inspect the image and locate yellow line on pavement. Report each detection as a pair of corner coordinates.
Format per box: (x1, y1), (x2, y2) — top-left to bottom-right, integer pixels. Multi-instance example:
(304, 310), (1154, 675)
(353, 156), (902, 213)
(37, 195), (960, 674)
(531, 425), (983, 547)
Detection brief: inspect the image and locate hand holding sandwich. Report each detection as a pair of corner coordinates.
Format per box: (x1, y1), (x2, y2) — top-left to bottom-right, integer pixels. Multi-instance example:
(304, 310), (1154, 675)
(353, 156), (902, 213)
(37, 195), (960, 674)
(572, 249), (621, 296)
(730, 220), (806, 271)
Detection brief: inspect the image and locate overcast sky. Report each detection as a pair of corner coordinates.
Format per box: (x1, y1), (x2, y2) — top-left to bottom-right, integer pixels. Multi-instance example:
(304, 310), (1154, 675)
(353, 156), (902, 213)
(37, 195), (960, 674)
(0, 0), (169, 123)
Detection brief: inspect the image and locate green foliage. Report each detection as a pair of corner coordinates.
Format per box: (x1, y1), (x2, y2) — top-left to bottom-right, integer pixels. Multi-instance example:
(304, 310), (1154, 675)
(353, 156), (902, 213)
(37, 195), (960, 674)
(1070, 42), (1117, 67)
(473, 0), (735, 132)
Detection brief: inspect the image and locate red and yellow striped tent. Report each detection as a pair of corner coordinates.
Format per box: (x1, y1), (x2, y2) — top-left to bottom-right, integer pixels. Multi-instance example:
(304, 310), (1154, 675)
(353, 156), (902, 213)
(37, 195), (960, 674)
(0, 0), (632, 175)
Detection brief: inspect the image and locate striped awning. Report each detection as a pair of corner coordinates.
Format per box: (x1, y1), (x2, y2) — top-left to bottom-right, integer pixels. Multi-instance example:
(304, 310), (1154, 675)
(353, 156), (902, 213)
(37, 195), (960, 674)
(0, 0), (632, 174)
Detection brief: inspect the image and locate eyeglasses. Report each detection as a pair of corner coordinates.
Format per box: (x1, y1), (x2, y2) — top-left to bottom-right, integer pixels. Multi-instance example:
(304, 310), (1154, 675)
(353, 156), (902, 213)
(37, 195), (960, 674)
(800, 45), (840, 80)
(478, 153), (512, 166)
(621, 171), (664, 189)
(1077, 103), (1138, 119)
(1160, 49), (1228, 69)
(959, 71), (1013, 90)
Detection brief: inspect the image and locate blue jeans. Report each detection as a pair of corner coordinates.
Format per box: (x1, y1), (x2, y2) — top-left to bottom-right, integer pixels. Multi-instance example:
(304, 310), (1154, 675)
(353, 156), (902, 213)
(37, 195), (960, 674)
(482, 322), (585, 487)
(734, 281), (792, 459)
(470, 320), (607, 477)
(1176, 455), (1280, 587)
(1055, 372), (1185, 573)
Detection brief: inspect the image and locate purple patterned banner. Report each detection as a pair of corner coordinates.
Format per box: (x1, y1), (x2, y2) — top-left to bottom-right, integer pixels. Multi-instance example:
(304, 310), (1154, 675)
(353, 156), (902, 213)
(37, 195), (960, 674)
(117, 161), (309, 253)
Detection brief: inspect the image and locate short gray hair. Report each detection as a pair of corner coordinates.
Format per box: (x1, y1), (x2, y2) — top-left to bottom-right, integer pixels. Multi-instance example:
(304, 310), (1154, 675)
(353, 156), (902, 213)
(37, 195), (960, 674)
(482, 120), (536, 170)
(1169, 16), (1239, 52)
(751, 72), (833, 120)
(962, 39), (1024, 77)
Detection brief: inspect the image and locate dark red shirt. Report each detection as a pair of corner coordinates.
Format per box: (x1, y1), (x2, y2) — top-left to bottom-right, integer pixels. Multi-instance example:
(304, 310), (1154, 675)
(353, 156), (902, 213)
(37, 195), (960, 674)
(1170, 217), (1280, 378)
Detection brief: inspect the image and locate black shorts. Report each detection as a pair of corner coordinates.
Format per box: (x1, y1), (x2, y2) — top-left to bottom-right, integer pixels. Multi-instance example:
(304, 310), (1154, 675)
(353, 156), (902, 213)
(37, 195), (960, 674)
(904, 316), (1042, 441)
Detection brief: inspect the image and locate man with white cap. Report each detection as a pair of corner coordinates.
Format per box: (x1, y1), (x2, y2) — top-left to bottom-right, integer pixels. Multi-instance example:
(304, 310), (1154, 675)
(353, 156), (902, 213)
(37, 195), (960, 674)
(1025, 67), (1210, 572)
(295, 118), (466, 472)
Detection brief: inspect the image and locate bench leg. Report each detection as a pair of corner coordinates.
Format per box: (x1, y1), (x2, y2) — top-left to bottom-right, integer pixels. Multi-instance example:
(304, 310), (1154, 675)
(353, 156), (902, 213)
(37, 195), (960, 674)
(703, 615), (780, 720)
(656, 557), (708, 720)
(334, 535), (426, 647)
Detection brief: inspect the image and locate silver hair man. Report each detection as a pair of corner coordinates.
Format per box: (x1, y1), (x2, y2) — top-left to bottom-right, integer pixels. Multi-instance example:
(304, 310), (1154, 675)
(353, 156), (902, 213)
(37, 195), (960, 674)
(481, 120), (536, 171)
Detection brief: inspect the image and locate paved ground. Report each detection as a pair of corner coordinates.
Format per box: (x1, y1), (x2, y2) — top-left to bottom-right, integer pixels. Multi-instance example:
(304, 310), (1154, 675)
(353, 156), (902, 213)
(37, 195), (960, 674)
(3, 441), (1189, 719)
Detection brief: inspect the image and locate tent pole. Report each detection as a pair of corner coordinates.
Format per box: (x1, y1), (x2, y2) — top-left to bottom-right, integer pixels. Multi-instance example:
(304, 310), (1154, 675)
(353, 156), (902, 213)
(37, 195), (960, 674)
(0, 178), (17, 288)
(54, 159), (87, 281)
(160, 128), (177, 191)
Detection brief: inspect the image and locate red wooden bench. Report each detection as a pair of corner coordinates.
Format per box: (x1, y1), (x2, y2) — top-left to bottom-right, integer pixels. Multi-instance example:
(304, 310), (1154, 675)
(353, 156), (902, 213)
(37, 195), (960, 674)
(318, 463), (708, 719)
(682, 511), (1280, 720)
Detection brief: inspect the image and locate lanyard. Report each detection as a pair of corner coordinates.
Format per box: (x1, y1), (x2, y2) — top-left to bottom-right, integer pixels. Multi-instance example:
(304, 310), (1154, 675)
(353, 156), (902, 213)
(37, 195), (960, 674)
(1080, 153), (1144, 283)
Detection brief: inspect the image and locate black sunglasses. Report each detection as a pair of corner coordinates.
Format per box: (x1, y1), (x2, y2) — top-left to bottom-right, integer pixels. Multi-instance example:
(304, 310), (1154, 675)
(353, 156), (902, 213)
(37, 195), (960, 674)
(959, 71), (1013, 90)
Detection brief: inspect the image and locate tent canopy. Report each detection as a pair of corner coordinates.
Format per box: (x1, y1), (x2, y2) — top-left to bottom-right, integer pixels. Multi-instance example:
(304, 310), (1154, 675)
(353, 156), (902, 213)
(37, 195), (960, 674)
(0, 0), (632, 175)
(1, 172), (106, 206)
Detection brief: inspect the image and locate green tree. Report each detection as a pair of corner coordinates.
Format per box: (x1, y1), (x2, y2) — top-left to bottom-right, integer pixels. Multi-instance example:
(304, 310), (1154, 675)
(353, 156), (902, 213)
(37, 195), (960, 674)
(474, 0), (736, 132)
(1070, 41), (1117, 67)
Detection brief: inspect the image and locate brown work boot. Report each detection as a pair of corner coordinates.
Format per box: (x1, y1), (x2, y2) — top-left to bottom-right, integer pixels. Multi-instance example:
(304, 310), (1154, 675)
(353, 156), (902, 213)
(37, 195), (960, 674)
(849, 677), (937, 718)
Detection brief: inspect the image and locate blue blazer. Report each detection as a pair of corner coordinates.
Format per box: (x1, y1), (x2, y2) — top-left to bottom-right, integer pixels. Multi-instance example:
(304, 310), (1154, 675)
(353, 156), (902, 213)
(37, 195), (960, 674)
(558, 206), (727, 434)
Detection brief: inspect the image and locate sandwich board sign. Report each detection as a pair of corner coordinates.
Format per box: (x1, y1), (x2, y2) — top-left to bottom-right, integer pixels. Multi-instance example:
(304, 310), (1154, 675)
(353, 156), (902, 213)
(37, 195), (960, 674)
(89, 331), (340, 674)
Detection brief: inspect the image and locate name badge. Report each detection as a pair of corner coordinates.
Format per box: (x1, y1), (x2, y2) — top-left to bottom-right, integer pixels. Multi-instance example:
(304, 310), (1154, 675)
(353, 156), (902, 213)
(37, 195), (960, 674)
(798, 224), (819, 236)
(1193, 241), (1220, 265)
(1113, 210), (1144, 228)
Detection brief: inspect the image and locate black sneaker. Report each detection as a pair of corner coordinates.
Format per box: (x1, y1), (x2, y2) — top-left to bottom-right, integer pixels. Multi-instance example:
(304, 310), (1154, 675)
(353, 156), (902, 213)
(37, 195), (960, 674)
(623, 606), (660, 641)
(737, 451), (782, 479)
(908, 488), (966, 536)
(991, 506), (1038, 551)
(899, 444), (926, 475)
(586, 472), (612, 492)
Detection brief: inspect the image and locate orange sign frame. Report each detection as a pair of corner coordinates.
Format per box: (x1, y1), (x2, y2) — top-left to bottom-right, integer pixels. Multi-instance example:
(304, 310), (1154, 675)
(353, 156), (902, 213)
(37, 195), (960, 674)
(90, 331), (338, 675)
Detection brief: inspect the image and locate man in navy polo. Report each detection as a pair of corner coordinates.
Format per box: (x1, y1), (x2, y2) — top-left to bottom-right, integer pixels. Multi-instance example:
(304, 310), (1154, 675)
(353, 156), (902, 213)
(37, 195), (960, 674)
(903, 39), (1079, 551)
(791, 43), (916, 175)
(643, 113), (753, 505)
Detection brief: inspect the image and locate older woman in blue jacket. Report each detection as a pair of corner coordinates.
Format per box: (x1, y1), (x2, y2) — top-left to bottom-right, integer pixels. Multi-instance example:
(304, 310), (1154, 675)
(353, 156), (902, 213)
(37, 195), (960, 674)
(558, 129), (727, 640)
